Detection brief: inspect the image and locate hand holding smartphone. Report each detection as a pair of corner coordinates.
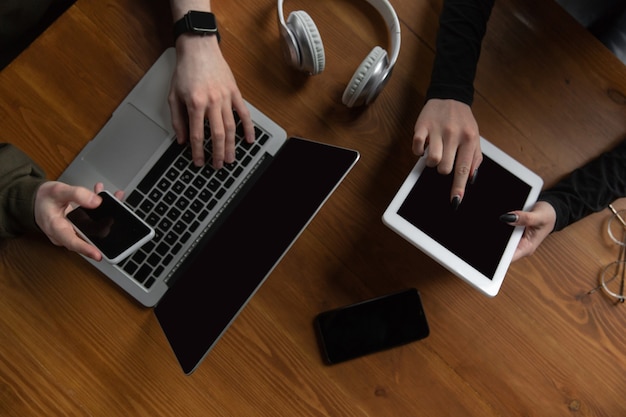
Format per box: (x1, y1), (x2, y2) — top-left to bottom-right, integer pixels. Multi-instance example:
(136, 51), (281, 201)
(314, 288), (429, 364)
(67, 191), (154, 263)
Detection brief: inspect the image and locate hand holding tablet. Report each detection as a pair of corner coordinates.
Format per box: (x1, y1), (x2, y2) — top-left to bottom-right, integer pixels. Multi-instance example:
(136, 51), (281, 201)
(383, 137), (543, 297)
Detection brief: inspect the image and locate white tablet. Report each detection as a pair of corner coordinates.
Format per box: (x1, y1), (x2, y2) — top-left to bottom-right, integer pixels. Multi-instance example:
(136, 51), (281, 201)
(383, 137), (543, 297)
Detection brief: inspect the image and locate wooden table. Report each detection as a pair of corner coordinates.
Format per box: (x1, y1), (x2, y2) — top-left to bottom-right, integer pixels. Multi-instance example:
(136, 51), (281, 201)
(1, 0), (626, 415)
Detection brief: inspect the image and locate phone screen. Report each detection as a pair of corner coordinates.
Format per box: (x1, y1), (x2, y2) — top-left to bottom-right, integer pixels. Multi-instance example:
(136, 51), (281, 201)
(67, 191), (154, 263)
(314, 288), (429, 364)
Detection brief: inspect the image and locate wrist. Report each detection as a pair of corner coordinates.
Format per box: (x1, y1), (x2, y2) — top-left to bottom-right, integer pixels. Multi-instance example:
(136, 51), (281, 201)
(175, 32), (221, 55)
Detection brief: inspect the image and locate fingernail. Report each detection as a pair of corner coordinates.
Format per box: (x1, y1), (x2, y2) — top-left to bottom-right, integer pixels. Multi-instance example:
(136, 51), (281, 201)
(451, 195), (461, 210)
(499, 213), (518, 223)
(194, 158), (204, 167)
(470, 168), (478, 184)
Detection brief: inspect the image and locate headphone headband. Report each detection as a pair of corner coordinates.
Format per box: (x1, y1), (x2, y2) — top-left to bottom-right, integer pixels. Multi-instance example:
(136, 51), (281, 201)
(278, 0), (400, 69)
(362, 0), (401, 68)
(277, 0), (401, 106)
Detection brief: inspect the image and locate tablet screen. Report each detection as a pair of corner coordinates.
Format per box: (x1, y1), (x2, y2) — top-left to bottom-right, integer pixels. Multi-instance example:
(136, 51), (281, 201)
(396, 155), (531, 279)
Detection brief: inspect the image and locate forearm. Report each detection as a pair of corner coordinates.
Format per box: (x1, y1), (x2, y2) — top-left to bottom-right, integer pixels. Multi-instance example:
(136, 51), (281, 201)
(0, 143), (47, 238)
(426, 0), (495, 105)
(539, 139), (626, 231)
(170, 0), (212, 20)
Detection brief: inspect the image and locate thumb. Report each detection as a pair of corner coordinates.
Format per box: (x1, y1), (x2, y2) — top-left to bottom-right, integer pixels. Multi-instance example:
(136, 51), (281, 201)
(63, 185), (102, 209)
(512, 210), (531, 227)
(500, 210), (538, 228)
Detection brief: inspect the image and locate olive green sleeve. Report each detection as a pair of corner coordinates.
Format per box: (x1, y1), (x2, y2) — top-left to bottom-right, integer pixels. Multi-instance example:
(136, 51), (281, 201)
(0, 143), (47, 238)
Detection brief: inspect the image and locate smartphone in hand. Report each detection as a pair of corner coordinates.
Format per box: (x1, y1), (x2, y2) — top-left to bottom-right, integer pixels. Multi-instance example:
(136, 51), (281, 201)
(67, 190), (154, 263)
(314, 288), (430, 364)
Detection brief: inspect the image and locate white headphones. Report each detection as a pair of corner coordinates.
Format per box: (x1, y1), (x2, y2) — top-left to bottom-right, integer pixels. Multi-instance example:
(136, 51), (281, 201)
(277, 0), (401, 107)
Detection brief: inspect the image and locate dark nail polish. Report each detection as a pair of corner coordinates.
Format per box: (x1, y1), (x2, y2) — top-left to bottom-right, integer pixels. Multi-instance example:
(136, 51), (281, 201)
(499, 213), (518, 223)
(451, 195), (461, 210)
(470, 168), (478, 184)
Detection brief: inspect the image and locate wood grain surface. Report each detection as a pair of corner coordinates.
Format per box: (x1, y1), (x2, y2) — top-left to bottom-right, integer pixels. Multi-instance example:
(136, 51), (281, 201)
(1, 0), (625, 415)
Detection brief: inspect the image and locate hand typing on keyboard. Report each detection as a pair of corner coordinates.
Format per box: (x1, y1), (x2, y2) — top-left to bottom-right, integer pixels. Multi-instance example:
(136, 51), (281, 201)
(168, 20), (256, 169)
(121, 125), (269, 289)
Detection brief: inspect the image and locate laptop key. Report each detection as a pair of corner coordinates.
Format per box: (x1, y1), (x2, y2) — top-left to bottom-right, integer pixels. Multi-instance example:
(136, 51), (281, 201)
(201, 165), (215, 179)
(173, 220), (186, 235)
(216, 169), (229, 182)
(180, 170), (194, 183)
(250, 143), (261, 156)
(153, 266), (164, 278)
(134, 264), (152, 284)
(172, 181), (186, 194)
(157, 178), (171, 191)
(190, 200), (203, 213)
(167, 207), (181, 221)
(147, 253), (162, 267)
(155, 202), (168, 216)
(125, 190), (143, 208)
(156, 242), (169, 256)
(132, 250), (147, 265)
(181, 210), (194, 224)
(122, 260), (139, 276)
(164, 191), (177, 204)
(147, 213), (160, 227)
(142, 240), (156, 254)
(144, 276), (156, 289)
(192, 176), (207, 189)
(175, 197), (190, 210)
(140, 200), (154, 213)
(184, 186), (198, 200)
(137, 140), (183, 194)
(164, 232), (178, 245)
(158, 218), (173, 232)
(166, 167), (179, 181)
(199, 189), (212, 203)
(208, 179), (220, 191)
(162, 254), (174, 267)
(174, 156), (188, 170)
(149, 189), (163, 203)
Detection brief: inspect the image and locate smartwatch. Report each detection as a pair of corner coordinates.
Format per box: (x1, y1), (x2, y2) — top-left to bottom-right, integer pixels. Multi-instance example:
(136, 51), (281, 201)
(174, 11), (221, 42)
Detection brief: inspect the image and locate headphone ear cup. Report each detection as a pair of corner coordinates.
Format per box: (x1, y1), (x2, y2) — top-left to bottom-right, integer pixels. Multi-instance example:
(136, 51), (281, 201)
(342, 46), (387, 107)
(286, 11), (325, 75)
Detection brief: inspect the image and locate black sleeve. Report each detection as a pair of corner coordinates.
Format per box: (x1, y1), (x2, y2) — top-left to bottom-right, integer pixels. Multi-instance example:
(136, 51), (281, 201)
(538, 139), (626, 231)
(425, 0), (495, 105)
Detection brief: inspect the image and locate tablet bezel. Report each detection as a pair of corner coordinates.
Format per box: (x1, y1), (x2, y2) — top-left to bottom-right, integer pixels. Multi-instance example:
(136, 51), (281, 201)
(382, 137), (543, 297)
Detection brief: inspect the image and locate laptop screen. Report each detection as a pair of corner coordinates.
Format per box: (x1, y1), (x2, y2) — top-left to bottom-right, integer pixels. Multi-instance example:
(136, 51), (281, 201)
(154, 137), (358, 374)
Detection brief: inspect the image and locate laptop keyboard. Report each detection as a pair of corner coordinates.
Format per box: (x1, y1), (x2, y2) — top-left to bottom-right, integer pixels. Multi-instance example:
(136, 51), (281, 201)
(117, 115), (270, 289)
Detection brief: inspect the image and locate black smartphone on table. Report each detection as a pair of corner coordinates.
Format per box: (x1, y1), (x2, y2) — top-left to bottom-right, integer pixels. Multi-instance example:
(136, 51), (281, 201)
(314, 288), (430, 364)
(67, 190), (154, 264)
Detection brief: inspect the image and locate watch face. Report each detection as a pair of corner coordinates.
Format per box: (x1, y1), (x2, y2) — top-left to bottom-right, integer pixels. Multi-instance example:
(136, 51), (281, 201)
(188, 11), (217, 33)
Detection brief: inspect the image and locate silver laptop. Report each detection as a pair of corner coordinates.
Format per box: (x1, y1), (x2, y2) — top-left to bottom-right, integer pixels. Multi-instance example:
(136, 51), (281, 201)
(59, 47), (359, 373)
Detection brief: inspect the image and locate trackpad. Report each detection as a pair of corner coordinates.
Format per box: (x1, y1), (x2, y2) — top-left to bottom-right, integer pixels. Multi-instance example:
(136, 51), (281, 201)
(84, 103), (170, 189)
